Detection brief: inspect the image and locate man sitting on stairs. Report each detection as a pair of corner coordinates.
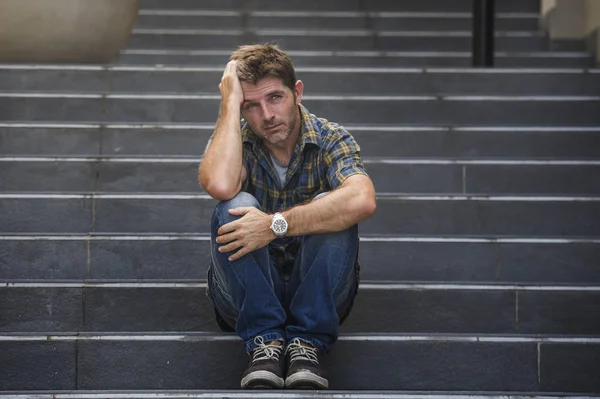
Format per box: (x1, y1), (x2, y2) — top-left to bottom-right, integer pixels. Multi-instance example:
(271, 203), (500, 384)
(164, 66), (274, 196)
(199, 44), (377, 390)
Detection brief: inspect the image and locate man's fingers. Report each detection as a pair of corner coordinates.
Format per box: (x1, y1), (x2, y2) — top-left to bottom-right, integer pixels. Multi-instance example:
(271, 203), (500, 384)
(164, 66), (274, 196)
(215, 231), (236, 245)
(216, 206), (253, 235)
(228, 60), (237, 72)
(218, 240), (243, 254)
(228, 207), (253, 216)
(224, 60), (237, 76)
(217, 220), (238, 236)
(228, 245), (251, 261)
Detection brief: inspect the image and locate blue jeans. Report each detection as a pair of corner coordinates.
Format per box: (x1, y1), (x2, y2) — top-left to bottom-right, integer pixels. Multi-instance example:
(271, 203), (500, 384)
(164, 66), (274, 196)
(207, 192), (360, 354)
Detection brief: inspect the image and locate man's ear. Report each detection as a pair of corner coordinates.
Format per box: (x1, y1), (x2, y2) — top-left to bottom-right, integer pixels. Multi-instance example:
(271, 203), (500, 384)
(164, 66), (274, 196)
(294, 80), (304, 104)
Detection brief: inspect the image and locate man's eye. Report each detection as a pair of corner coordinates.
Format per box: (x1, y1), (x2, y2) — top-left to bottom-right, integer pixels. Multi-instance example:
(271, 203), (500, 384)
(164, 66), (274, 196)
(271, 94), (282, 100)
(245, 103), (257, 110)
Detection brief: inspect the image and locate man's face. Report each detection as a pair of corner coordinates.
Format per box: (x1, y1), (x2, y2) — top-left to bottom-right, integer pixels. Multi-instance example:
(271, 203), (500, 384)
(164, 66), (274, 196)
(240, 77), (303, 145)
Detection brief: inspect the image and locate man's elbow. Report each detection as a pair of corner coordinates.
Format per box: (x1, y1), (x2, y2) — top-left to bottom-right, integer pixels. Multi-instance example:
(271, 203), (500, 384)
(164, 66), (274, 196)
(361, 192), (377, 219)
(344, 175), (377, 221)
(201, 178), (240, 201)
(354, 187), (376, 221)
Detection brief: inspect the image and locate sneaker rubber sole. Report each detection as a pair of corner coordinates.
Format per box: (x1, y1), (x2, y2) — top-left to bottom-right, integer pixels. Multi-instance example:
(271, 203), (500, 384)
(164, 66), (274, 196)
(241, 370), (285, 389)
(285, 370), (329, 389)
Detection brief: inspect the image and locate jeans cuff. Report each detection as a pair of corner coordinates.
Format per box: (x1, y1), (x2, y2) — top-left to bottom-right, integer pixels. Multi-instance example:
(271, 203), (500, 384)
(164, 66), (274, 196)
(245, 331), (285, 353)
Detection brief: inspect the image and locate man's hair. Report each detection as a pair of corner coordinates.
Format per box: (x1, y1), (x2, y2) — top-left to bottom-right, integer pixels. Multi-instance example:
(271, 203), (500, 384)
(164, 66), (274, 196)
(230, 44), (297, 92)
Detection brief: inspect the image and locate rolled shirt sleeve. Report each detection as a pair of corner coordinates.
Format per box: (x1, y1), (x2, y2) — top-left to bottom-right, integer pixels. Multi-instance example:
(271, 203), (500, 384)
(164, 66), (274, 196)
(324, 128), (369, 189)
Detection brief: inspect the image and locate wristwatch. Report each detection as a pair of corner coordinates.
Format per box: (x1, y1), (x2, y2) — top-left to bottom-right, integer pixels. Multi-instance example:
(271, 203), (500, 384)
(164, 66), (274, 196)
(270, 212), (288, 237)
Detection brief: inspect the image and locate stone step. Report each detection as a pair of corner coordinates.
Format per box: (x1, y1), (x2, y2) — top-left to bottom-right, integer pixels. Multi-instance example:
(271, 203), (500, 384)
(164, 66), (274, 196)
(115, 50), (595, 68)
(2, 95), (599, 126)
(125, 31), (549, 52)
(1, 236), (599, 284)
(135, 11), (539, 31)
(1, 285), (599, 334)
(139, 0), (540, 13)
(2, 159), (600, 195)
(2, 0), (597, 395)
(3, 126), (600, 160)
(2, 393), (599, 399)
(2, 67), (599, 96)
(0, 333), (598, 391)
(1, 195), (599, 236)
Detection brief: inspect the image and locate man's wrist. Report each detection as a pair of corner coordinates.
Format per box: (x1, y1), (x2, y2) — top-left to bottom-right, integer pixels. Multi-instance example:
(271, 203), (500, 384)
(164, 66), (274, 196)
(225, 96), (243, 109)
(281, 211), (291, 236)
(270, 212), (289, 237)
(266, 213), (277, 239)
(221, 97), (241, 114)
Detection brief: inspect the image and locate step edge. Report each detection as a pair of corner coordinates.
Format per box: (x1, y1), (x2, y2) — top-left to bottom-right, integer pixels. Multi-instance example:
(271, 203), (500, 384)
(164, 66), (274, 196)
(2, 123), (600, 132)
(2, 281), (600, 292)
(0, 390), (598, 399)
(1, 234), (599, 244)
(2, 92), (600, 101)
(118, 49), (592, 58)
(2, 64), (598, 73)
(1, 332), (600, 344)
(3, 156), (600, 166)
(1, 193), (600, 202)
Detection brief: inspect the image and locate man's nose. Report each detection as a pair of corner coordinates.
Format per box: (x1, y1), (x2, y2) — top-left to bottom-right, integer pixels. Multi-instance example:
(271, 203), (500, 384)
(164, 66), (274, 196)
(261, 102), (274, 121)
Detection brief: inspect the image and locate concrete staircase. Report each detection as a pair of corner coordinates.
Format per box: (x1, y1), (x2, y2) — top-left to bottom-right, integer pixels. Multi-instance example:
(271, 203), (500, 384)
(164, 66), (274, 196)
(1, 0), (600, 396)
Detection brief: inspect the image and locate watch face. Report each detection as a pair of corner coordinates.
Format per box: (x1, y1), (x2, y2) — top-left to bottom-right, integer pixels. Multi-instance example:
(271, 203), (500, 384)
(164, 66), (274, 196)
(272, 218), (287, 234)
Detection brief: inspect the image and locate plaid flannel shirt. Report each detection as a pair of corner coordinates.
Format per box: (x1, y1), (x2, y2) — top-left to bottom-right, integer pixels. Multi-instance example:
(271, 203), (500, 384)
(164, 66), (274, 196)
(240, 104), (368, 264)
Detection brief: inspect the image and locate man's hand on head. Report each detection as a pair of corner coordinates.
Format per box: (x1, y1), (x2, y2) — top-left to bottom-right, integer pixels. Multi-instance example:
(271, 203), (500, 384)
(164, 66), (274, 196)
(216, 207), (276, 261)
(219, 60), (244, 107)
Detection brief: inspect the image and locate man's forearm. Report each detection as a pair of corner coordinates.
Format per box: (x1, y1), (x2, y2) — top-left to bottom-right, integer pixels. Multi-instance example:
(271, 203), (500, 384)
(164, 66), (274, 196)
(199, 100), (243, 199)
(282, 175), (376, 236)
(199, 60), (245, 200)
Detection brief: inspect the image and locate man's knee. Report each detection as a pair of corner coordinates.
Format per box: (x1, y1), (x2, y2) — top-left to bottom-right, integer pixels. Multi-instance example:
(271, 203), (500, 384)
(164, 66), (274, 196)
(305, 224), (358, 248)
(217, 191), (260, 211)
(213, 192), (261, 226)
(300, 226), (359, 283)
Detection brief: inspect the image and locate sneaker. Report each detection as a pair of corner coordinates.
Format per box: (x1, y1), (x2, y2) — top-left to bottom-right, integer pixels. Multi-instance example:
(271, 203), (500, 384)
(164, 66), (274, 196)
(284, 338), (329, 389)
(240, 336), (285, 389)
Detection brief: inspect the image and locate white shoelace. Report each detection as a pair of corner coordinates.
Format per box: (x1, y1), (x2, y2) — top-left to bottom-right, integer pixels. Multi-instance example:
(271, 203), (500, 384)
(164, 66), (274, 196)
(251, 336), (283, 363)
(286, 338), (319, 364)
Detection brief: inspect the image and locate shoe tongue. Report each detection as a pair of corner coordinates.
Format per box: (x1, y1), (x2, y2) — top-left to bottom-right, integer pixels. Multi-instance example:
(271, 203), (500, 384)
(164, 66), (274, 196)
(291, 338), (315, 349)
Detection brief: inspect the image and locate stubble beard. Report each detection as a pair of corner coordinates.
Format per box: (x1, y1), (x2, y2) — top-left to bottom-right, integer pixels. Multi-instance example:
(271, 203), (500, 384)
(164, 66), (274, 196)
(261, 117), (296, 144)
(258, 104), (299, 145)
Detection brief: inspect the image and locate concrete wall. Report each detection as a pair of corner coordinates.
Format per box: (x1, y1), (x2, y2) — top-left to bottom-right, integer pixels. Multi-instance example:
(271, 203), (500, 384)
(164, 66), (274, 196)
(540, 0), (557, 30)
(585, 0), (600, 34)
(541, 0), (600, 64)
(586, 0), (600, 63)
(0, 0), (140, 63)
(542, 0), (557, 15)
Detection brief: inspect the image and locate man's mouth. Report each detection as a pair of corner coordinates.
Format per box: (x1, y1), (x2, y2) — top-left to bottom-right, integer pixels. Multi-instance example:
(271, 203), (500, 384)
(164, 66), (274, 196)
(264, 123), (282, 131)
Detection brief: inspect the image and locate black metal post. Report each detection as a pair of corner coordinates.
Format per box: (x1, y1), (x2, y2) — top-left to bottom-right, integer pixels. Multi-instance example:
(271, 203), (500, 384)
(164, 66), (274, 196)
(472, 0), (495, 67)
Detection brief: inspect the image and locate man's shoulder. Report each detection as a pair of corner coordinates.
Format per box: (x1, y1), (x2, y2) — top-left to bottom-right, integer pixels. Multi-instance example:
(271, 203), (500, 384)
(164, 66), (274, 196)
(304, 108), (352, 144)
